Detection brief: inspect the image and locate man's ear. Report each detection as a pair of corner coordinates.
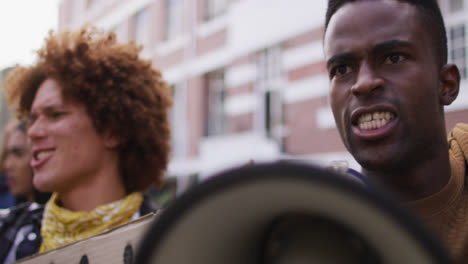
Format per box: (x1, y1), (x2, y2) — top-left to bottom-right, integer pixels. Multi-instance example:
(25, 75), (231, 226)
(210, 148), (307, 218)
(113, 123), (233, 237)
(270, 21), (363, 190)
(439, 64), (460, 106)
(103, 132), (120, 149)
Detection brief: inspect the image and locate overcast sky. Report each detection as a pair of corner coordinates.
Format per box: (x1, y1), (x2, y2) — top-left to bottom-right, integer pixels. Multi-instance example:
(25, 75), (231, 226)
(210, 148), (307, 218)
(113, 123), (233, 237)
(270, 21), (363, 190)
(0, 0), (61, 70)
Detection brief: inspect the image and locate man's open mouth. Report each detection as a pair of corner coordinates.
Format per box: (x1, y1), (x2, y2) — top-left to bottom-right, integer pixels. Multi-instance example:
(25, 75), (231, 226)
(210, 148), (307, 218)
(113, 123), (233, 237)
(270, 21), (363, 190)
(33, 150), (54, 162)
(357, 111), (395, 131)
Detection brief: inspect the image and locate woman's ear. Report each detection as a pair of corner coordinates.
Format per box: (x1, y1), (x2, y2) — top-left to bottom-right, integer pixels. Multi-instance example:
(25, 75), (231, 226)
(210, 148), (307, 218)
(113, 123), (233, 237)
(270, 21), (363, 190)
(103, 132), (120, 149)
(439, 64), (460, 106)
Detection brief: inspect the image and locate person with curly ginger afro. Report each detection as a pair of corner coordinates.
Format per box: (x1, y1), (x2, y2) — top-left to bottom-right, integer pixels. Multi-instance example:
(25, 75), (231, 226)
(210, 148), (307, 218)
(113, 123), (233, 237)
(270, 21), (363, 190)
(0, 26), (172, 263)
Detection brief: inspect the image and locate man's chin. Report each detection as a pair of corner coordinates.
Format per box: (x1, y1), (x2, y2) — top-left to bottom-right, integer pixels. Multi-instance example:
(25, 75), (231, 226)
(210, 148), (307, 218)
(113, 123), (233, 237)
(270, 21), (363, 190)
(355, 156), (404, 173)
(349, 141), (406, 172)
(33, 177), (53, 193)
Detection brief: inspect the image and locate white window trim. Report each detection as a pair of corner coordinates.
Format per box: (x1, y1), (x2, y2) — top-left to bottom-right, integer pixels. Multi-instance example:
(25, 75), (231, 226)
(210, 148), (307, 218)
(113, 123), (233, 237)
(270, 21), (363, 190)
(283, 41), (324, 71)
(225, 93), (257, 116)
(225, 64), (257, 88)
(283, 75), (329, 104)
(316, 106), (336, 129)
(94, 0), (153, 30)
(155, 34), (190, 57)
(197, 13), (228, 38)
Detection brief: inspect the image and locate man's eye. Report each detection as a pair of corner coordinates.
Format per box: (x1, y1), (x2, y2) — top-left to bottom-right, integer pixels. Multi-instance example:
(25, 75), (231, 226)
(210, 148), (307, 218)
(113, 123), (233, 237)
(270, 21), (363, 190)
(332, 65), (353, 77)
(28, 114), (37, 126)
(51, 112), (64, 118)
(384, 54), (406, 64)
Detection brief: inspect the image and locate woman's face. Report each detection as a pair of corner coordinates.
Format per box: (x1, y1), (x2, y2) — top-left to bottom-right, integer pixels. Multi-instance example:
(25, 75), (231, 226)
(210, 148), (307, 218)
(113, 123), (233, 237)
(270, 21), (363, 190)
(4, 129), (34, 200)
(27, 78), (118, 194)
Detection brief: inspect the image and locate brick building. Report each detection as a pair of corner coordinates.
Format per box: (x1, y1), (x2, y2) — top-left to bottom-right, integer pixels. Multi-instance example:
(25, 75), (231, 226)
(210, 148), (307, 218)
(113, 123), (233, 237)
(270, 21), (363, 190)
(58, 0), (468, 183)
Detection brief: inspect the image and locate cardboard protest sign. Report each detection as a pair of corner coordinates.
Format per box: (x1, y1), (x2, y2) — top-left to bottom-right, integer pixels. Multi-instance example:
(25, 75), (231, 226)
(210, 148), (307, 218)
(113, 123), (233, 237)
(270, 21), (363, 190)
(16, 213), (157, 264)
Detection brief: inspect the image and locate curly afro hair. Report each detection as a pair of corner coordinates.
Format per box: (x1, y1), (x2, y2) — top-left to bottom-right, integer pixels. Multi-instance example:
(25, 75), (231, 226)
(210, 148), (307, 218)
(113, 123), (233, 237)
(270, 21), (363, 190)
(3, 27), (172, 193)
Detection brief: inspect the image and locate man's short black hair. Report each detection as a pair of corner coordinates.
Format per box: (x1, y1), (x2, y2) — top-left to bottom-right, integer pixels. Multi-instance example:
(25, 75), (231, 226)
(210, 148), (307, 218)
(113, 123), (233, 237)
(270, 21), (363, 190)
(324, 0), (448, 68)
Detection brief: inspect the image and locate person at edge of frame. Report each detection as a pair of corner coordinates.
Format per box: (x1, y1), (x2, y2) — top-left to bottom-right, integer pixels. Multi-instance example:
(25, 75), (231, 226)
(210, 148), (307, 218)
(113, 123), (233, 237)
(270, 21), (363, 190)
(0, 119), (51, 206)
(0, 121), (20, 209)
(0, 26), (172, 264)
(323, 0), (468, 262)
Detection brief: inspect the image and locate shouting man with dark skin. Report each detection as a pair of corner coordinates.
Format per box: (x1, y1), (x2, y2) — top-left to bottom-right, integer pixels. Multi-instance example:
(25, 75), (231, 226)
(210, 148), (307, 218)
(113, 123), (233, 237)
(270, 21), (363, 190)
(324, 0), (468, 262)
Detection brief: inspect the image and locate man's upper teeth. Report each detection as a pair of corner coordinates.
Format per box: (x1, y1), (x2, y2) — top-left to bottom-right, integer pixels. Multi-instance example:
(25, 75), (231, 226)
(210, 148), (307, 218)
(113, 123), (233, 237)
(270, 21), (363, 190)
(358, 112), (394, 130)
(36, 151), (51, 160)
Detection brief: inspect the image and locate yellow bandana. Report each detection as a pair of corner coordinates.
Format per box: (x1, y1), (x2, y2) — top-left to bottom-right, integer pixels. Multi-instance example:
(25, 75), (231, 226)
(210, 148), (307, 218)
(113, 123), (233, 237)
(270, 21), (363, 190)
(39, 192), (143, 252)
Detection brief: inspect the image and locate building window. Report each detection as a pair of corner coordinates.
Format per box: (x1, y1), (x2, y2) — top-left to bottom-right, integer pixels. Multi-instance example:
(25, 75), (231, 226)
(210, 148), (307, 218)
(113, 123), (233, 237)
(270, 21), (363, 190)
(449, 24), (467, 79)
(257, 47), (282, 87)
(70, 0), (82, 25)
(134, 8), (151, 49)
(256, 46), (284, 147)
(169, 84), (187, 158)
(449, 0), (464, 13)
(204, 70), (226, 136)
(86, 0), (98, 9)
(204, 0), (228, 21)
(166, 0), (184, 40)
(264, 90), (282, 139)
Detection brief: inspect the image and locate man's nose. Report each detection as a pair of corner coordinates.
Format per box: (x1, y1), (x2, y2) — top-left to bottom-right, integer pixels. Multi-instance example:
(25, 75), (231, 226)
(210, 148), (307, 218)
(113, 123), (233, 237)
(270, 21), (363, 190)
(27, 118), (46, 140)
(351, 63), (384, 96)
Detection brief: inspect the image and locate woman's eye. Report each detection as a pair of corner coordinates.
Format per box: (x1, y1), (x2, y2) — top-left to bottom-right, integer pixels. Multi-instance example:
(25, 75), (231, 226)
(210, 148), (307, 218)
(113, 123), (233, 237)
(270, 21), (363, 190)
(28, 114), (37, 126)
(384, 54), (405, 64)
(332, 65), (353, 77)
(51, 112), (64, 118)
(12, 150), (25, 157)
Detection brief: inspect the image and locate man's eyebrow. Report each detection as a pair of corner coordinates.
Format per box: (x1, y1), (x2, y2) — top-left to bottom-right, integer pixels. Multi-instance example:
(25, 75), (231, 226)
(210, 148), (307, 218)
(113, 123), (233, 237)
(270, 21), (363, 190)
(29, 103), (65, 118)
(326, 52), (360, 69)
(43, 105), (61, 111)
(40, 104), (66, 112)
(326, 40), (414, 69)
(371, 39), (413, 54)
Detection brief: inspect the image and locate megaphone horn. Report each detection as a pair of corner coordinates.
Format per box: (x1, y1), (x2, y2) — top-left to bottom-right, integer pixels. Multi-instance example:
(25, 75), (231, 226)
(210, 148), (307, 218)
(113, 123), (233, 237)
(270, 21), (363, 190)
(136, 160), (454, 264)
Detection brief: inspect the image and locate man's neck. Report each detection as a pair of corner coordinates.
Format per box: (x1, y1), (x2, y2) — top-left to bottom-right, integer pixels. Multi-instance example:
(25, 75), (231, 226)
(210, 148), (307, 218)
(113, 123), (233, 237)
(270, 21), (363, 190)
(362, 151), (452, 202)
(58, 181), (127, 212)
(56, 156), (127, 212)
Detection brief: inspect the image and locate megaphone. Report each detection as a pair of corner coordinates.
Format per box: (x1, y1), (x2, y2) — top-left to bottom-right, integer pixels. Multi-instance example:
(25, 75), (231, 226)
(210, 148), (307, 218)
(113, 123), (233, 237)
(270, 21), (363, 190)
(136, 161), (453, 263)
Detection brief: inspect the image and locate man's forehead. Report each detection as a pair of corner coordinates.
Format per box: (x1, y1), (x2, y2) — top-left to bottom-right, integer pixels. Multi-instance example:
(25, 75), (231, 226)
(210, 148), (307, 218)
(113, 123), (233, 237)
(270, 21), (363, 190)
(324, 0), (418, 57)
(30, 78), (68, 108)
(326, 0), (418, 33)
